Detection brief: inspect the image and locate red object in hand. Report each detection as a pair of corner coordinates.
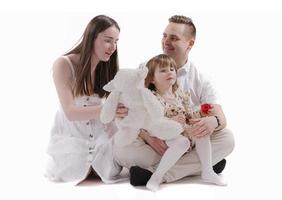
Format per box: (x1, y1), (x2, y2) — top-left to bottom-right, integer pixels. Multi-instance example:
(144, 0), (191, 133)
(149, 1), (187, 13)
(201, 103), (212, 115)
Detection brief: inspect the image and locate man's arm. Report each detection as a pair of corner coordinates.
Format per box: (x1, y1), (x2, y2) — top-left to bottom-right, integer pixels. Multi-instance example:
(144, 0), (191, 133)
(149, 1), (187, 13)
(191, 71), (227, 137)
(139, 130), (168, 156)
(212, 104), (227, 131)
(189, 104), (227, 138)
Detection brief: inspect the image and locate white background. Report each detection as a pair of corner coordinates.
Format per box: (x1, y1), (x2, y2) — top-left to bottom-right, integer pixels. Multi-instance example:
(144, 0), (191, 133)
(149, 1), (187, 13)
(1, 1), (282, 199)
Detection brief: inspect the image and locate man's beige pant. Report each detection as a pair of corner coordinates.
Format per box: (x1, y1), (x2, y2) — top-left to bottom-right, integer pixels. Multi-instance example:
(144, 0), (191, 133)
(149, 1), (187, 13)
(113, 129), (235, 183)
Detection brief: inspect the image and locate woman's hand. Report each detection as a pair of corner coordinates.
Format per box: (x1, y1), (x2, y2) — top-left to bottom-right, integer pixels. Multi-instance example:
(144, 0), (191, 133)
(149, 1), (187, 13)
(115, 103), (128, 118)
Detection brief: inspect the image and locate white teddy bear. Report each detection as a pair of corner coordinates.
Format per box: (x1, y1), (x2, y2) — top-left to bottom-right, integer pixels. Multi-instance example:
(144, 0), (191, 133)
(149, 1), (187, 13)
(100, 67), (183, 147)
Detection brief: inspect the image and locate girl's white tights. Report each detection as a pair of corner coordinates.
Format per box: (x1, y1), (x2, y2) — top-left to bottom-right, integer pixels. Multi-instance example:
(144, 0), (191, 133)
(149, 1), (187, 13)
(146, 135), (190, 191)
(146, 136), (227, 191)
(195, 136), (227, 186)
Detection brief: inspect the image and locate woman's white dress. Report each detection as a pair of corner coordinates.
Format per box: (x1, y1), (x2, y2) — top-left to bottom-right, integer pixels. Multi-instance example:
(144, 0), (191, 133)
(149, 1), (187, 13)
(45, 56), (123, 184)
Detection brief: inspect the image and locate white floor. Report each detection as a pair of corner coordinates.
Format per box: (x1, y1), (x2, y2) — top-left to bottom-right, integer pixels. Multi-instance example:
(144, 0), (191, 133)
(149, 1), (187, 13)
(2, 106), (282, 200)
(2, 152), (281, 200)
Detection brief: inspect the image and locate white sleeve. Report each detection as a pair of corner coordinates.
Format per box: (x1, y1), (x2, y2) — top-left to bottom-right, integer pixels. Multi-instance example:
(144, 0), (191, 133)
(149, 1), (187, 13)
(199, 72), (220, 104)
(138, 61), (148, 69)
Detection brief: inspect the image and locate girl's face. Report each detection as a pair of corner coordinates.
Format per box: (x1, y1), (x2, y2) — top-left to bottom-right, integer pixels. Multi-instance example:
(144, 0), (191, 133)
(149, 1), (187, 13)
(152, 65), (177, 92)
(93, 26), (120, 61)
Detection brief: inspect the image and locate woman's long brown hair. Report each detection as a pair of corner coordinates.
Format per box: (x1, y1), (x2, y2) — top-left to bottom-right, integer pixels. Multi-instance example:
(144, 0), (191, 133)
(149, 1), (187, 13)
(65, 15), (120, 98)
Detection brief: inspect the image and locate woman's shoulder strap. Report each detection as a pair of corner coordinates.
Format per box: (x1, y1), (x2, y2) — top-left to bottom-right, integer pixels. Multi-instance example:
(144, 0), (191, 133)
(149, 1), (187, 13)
(61, 56), (75, 78)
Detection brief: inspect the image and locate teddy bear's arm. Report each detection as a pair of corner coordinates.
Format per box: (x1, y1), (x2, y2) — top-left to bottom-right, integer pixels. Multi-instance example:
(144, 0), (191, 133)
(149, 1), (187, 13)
(100, 91), (120, 124)
(141, 88), (164, 118)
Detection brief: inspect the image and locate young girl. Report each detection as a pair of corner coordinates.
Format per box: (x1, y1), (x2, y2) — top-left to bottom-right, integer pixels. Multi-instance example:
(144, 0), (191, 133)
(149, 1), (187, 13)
(45, 15), (123, 184)
(144, 54), (226, 191)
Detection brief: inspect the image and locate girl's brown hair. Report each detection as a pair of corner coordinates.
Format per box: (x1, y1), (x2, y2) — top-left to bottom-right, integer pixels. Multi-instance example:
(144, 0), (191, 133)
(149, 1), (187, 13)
(65, 15), (120, 98)
(145, 54), (178, 92)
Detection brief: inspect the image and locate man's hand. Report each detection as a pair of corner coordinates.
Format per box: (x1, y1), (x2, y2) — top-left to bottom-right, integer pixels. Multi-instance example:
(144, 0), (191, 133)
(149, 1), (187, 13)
(189, 116), (218, 138)
(139, 129), (168, 155)
(146, 136), (168, 156)
(115, 103), (128, 118)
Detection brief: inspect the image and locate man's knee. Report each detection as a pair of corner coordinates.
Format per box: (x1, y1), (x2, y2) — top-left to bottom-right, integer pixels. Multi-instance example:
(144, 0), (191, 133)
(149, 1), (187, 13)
(223, 129), (235, 155)
(213, 128), (235, 156)
(113, 145), (128, 165)
(113, 143), (161, 169)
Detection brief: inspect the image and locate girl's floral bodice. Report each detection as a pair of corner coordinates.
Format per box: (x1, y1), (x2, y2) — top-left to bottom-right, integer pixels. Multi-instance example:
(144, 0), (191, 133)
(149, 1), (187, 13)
(152, 89), (198, 122)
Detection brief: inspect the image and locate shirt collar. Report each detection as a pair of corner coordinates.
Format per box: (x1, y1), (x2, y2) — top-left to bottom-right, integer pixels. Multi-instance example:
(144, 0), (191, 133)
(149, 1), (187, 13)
(177, 61), (191, 77)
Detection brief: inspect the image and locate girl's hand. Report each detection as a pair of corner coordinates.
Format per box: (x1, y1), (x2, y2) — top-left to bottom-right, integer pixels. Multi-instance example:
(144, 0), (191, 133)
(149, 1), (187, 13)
(189, 117), (217, 138)
(171, 113), (186, 125)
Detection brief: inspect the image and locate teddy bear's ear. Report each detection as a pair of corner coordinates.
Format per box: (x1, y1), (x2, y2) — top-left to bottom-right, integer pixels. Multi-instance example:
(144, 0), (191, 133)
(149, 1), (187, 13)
(103, 80), (115, 92)
(138, 67), (148, 79)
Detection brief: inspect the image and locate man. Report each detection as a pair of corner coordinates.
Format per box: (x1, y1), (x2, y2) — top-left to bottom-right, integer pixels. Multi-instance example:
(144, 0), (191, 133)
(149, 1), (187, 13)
(114, 15), (235, 186)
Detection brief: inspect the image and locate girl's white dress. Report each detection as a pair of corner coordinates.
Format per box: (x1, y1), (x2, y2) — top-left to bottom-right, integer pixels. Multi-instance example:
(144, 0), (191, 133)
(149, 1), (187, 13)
(45, 56), (123, 184)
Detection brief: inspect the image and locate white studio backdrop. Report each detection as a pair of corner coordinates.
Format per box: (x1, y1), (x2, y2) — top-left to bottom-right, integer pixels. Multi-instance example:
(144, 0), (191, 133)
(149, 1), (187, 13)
(0, 12), (282, 199)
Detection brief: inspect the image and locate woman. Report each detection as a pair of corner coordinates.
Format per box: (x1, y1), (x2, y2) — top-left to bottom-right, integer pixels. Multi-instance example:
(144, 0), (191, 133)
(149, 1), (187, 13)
(46, 15), (123, 184)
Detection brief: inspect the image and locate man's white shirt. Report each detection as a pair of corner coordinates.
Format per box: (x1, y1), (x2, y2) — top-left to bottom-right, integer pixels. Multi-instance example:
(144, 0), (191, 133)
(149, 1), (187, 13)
(177, 61), (219, 109)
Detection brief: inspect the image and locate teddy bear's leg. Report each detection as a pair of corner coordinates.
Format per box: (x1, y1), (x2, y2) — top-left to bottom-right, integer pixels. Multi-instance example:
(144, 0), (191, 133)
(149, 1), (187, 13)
(146, 135), (190, 191)
(113, 127), (139, 147)
(147, 119), (183, 140)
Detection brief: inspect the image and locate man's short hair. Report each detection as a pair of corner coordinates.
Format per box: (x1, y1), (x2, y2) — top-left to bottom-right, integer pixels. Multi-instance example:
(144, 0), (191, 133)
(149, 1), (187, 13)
(169, 15), (196, 38)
